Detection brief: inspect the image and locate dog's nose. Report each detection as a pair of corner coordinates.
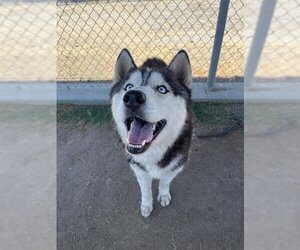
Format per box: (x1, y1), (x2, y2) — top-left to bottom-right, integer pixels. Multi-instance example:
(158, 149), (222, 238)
(123, 90), (146, 109)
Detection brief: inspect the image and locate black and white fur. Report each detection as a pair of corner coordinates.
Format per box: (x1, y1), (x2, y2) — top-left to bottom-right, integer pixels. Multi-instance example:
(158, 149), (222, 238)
(111, 49), (193, 217)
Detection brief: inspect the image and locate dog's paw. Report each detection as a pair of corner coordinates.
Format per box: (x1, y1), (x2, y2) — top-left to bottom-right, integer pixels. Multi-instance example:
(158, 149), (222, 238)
(140, 204), (153, 218)
(157, 193), (171, 207)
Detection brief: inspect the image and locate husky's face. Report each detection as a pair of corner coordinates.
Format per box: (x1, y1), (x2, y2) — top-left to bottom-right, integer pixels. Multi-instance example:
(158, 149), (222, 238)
(111, 49), (192, 155)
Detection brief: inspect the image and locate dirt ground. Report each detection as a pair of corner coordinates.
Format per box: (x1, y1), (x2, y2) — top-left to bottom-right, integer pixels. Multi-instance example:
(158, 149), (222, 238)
(57, 106), (244, 249)
(2, 102), (299, 249)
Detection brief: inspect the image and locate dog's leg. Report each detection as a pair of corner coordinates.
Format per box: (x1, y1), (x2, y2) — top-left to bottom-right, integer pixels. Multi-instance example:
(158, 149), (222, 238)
(158, 167), (183, 207)
(135, 171), (153, 217)
(157, 176), (173, 207)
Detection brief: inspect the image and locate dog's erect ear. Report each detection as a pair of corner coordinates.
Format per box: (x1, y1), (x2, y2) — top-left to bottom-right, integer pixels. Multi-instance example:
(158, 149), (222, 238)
(168, 50), (192, 89)
(113, 49), (136, 85)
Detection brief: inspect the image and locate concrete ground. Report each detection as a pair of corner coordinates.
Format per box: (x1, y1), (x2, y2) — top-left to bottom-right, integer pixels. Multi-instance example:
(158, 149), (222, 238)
(57, 117), (243, 249)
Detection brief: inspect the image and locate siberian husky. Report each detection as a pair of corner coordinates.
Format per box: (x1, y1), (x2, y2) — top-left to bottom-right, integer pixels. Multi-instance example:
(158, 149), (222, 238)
(110, 49), (193, 217)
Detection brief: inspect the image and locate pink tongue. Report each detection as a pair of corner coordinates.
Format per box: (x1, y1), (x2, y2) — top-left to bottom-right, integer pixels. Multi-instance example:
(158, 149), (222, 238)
(127, 119), (154, 145)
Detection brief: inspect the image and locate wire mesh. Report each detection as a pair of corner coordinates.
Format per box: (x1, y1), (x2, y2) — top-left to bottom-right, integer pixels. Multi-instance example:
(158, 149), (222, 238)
(245, 0), (300, 82)
(0, 1), (56, 82)
(56, 0), (244, 82)
(255, 0), (300, 81)
(216, 0), (243, 82)
(0, 0), (244, 82)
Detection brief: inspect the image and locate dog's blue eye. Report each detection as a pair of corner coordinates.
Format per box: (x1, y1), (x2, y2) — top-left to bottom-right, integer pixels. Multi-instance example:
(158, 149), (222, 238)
(124, 83), (133, 91)
(157, 85), (168, 94)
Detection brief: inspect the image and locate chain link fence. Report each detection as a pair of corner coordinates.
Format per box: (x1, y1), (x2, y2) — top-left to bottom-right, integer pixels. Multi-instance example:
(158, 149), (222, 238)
(0, 0), (243, 83)
(255, 0), (300, 80)
(245, 0), (300, 82)
(57, 0), (244, 82)
(0, 1), (56, 82)
(2, 0), (299, 84)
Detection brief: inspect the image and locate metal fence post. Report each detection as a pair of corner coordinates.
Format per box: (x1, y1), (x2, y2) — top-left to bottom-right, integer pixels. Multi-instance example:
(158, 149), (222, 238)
(245, 0), (277, 87)
(207, 0), (230, 90)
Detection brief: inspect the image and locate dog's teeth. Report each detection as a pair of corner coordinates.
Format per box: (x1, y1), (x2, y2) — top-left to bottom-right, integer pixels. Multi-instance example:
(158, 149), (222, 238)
(142, 140), (146, 146)
(128, 143), (143, 149)
(152, 124), (156, 131)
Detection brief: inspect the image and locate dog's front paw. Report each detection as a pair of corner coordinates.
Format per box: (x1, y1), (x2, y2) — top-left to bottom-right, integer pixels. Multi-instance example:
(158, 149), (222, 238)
(157, 193), (171, 207)
(140, 204), (153, 218)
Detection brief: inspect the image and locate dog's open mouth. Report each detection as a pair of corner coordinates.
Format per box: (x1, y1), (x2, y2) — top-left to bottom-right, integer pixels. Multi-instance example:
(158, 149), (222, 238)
(125, 116), (167, 154)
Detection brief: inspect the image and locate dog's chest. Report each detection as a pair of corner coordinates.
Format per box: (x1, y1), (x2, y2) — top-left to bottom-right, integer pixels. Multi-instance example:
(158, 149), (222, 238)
(129, 144), (183, 178)
(131, 155), (178, 179)
(146, 165), (166, 179)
